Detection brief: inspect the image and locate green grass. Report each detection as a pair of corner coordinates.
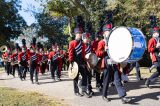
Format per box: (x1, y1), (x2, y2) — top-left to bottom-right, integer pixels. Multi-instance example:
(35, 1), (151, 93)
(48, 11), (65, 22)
(130, 67), (156, 78)
(0, 87), (64, 106)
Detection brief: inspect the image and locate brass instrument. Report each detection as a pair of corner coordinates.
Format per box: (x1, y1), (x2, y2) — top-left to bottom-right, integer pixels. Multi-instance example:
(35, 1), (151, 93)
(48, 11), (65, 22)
(2, 57), (9, 62)
(0, 45), (7, 53)
(11, 61), (18, 66)
(40, 58), (48, 65)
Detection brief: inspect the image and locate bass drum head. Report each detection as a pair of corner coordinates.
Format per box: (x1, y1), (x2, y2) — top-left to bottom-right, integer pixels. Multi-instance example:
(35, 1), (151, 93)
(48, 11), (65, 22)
(89, 53), (98, 67)
(108, 27), (132, 63)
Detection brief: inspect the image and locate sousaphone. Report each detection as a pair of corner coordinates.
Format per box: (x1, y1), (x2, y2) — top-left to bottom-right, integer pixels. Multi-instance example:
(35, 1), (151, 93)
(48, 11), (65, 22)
(0, 45), (7, 53)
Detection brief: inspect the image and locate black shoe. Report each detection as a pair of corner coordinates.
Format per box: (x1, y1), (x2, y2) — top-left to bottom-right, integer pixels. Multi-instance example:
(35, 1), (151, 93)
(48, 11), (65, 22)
(81, 91), (91, 98)
(121, 97), (131, 104)
(137, 78), (143, 81)
(89, 91), (94, 96)
(102, 96), (110, 102)
(23, 77), (26, 80)
(57, 78), (61, 81)
(145, 79), (150, 88)
(75, 93), (83, 97)
(110, 82), (115, 87)
(20, 78), (23, 81)
(36, 82), (39, 85)
(31, 81), (34, 84)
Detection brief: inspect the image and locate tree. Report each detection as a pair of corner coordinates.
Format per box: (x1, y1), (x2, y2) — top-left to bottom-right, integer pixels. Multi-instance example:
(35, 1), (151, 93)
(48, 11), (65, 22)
(40, 0), (109, 37)
(0, 0), (27, 45)
(35, 12), (68, 46)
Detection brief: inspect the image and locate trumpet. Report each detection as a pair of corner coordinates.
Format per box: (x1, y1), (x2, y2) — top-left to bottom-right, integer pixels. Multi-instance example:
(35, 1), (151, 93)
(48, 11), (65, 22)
(40, 58), (48, 65)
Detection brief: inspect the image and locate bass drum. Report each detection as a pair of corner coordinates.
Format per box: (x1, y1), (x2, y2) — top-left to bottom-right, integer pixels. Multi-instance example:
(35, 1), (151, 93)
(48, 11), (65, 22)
(85, 53), (98, 69)
(107, 27), (146, 63)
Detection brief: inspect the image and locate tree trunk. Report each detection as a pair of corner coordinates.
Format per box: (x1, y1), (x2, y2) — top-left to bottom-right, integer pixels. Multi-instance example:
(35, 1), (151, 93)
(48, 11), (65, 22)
(68, 18), (72, 37)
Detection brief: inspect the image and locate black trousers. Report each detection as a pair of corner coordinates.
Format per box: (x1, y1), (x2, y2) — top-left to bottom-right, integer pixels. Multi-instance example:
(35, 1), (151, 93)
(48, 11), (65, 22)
(41, 62), (47, 74)
(102, 57), (126, 98)
(86, 69), (92, 92)
(12, 64), (19, 77)
(51, 61), (60, 79)
(73, 65), (87, 93)
(129, 62), (141, 80)
(6, 62), (12, 75)
(30, 65), (38, 82)
(148, 57), (160, 82)
(19, 65), (28, 79)
(95, 69), (103, 88)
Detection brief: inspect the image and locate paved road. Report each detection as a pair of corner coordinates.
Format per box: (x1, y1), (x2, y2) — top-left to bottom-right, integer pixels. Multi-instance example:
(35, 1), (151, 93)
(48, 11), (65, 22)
(0, 70), (160, 106)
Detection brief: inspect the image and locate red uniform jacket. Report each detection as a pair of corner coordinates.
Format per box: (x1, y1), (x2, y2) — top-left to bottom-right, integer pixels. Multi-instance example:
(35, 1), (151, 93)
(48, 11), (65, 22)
(48, 51), (59, 62)
(11, 53), (18, 62)
(58, 50), (64, 72)
(28, 52), (40, 64)
(39, 54), (48, 63)
(68, 40), (85, 63)
(91, 40), (99, 54)
(2, 52), (9, 59)
(96, 40), (107, 69)
(96, 40), (107, 58)
(2, 52), (11, 62)
(18, 52), (29, 66)
(148, 38), (158, 63)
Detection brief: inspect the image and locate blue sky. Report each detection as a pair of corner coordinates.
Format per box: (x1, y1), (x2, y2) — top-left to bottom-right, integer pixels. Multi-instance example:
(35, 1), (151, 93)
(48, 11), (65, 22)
(18, 0), (42, 26)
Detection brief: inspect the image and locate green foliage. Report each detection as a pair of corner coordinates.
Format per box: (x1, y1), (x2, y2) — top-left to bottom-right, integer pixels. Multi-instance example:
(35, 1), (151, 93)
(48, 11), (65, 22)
(35, 12), (68, 46)
(0, 0), (27, 44)
(44, 0), (160, 38)
(44, 0), (108, 36)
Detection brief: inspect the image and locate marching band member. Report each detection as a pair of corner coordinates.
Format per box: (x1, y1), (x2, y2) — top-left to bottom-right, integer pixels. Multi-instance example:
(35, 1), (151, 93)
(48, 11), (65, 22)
(96, 23), (131, 103)
(48, 44), (60, 81)
(121, 61), (142, 83)
(68, 27), (91, 98)
(18, 39), (29, 80)
(37, 42), (48, 75)
(39, 48), (48, 75)
(82, 32), (94, 96)
(129, 62), (142, 81)
(146, 28), (160, 87)
(148, 27), (160, 73)
(10, 43), (20, 77)
(28, 37), (40, 84)
(2, 46), (12, 76)
(91, 35), (103, 91)
(57, 47), (64, 79)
